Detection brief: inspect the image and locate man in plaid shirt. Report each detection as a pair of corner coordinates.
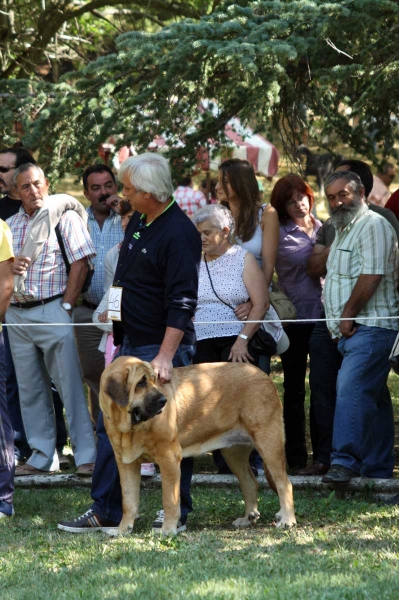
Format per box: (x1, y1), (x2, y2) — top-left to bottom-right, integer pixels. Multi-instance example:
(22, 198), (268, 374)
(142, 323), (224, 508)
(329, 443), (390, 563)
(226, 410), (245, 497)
(321, 171), (399, 485)
(174, 176), (207, 217)
(6, 164), (97, 476)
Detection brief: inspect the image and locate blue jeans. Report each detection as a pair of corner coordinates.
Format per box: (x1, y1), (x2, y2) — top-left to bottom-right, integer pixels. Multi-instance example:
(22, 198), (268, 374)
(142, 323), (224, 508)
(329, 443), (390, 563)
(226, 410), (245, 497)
(332, 325), (397, 478)
(0, 332), (15, 511)
(91, 340), (195, 523)
(309, 321), (343, 466)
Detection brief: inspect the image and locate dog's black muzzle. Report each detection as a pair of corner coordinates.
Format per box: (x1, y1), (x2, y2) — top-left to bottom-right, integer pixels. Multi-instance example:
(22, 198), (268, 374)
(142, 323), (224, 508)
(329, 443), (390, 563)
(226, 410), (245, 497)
(131, 391), (167, 424)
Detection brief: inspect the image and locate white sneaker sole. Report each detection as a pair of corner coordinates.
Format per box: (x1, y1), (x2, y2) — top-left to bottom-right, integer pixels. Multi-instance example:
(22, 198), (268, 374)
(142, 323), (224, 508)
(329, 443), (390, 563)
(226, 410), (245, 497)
(57, 523), (119, 534)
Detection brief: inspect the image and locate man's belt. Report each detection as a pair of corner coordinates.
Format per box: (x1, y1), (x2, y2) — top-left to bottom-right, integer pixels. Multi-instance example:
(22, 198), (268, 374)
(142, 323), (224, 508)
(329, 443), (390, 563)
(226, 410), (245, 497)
(81, 299), (98, 310)
(11, 294), (63, 309)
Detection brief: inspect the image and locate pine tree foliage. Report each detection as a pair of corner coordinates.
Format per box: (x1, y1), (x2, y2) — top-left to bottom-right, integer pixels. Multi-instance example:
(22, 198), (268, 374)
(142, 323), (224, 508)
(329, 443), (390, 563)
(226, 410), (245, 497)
(0, 0), (212, 79)
(1, 0), (399, 180)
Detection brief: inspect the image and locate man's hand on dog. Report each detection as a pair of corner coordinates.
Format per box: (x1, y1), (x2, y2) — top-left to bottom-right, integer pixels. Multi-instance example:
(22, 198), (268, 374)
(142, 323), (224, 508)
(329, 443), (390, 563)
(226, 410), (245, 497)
(151, 353), (173, 383)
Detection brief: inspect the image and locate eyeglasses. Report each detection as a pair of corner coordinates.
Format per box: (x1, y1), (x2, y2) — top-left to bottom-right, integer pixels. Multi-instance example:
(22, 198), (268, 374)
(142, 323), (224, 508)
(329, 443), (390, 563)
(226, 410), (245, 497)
(0, 166), (16, 173)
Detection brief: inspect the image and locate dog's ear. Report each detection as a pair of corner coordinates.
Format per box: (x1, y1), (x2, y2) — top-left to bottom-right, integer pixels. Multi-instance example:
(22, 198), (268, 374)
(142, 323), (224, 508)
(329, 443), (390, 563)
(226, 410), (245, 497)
(105, 368), (130, 407)
(140, 360), (157, 383)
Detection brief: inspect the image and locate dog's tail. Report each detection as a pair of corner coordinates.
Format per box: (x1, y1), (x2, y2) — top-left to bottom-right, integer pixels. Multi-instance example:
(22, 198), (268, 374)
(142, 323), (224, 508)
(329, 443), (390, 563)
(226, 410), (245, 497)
(263, 465), (278, 495)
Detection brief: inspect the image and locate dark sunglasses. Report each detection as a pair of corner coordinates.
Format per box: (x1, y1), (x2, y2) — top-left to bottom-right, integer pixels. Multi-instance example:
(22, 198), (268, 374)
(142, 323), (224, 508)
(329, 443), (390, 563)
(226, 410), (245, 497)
(0, 166), (16, 173)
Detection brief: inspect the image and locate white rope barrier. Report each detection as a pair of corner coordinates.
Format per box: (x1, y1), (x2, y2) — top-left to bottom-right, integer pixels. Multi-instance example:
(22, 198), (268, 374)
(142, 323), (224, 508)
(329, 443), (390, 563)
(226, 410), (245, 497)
(2, 315), (399, 328)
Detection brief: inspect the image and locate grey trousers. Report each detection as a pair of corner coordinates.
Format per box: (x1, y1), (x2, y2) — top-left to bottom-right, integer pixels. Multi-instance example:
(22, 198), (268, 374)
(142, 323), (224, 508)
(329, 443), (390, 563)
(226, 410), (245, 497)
(73, 304), (105, 424)
(6, 299), (96, 471)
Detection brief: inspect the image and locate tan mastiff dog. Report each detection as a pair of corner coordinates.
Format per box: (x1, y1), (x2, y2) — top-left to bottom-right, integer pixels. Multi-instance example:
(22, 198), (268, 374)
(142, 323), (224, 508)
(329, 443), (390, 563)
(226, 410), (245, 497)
(100, 356), (296, 535)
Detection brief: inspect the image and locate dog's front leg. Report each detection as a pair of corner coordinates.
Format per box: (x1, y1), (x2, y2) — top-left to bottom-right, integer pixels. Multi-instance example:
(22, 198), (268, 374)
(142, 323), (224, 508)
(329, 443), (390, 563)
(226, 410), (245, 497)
(114, 458), (141, 535)
(157, 449), (181, 535)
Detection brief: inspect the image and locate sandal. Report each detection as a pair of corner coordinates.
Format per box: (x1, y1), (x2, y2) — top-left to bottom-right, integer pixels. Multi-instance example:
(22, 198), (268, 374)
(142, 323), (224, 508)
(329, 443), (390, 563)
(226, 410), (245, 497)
(15, 464), (57, 476)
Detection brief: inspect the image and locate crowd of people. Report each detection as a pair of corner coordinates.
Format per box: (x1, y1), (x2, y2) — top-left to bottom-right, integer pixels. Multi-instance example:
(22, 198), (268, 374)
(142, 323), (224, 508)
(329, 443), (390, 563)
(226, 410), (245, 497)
(0, 145), (399, 529)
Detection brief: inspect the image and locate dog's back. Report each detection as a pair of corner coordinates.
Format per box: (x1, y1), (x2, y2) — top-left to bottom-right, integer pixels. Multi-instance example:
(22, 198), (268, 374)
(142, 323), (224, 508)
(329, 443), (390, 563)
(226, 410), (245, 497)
(165, 362), (282, 455)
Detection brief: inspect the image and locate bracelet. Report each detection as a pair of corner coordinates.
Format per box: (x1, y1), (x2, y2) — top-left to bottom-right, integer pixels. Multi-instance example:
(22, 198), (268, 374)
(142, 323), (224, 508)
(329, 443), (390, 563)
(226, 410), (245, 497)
(238, 333), (248, 340)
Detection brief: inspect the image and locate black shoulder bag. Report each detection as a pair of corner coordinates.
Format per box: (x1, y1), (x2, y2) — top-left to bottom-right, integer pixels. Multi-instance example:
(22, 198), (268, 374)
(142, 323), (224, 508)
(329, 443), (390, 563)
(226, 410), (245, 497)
(55, 223), (95, 294)
(203, 254), (277, 356)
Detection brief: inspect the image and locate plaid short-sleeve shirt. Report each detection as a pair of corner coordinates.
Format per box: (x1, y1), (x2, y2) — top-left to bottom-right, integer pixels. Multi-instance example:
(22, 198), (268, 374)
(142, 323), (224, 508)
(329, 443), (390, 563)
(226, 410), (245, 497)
(325, 205), (399, 337)
(174, 186), (207, 217)
(7, 208), (96, 303)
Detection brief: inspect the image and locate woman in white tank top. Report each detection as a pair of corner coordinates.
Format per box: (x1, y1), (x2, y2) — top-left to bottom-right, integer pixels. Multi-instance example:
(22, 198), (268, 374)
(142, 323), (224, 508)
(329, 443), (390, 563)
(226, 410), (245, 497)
(215, 158), (279, 289)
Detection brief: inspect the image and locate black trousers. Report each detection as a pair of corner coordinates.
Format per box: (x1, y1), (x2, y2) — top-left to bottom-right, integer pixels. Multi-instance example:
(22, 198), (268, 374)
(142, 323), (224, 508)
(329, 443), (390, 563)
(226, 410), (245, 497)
(194, 336), (259, 365)
(308, 320), (343, 466)
(194, 336), (259, 472)
(280, 323), (314, 469)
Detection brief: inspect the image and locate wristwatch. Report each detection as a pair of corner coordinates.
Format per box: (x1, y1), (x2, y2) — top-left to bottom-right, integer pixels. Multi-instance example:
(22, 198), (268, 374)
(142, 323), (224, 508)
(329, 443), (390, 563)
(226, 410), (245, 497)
(238, 333), (248, 340)
(61, 302), (73, 313)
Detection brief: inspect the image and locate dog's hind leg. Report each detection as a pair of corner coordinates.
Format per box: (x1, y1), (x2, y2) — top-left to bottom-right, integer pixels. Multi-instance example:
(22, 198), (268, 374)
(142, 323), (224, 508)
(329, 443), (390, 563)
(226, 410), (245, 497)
(253, 430), (296, 529)
(114, 458), (141, 535)
(221, 446), (260, 529)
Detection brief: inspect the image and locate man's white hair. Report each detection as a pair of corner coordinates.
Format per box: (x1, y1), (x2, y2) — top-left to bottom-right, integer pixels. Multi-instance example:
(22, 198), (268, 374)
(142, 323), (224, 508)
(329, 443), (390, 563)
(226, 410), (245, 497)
(118, 152), (174, 203)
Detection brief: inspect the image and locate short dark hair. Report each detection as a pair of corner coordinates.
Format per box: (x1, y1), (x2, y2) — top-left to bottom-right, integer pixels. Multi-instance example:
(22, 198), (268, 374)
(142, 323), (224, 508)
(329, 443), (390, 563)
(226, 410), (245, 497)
(0, 147), (37, 168)
(378, 161), (395, 176)
(82, 164), (116, 190)
(177, 176), (192, 187)
(337, 159), (373, 198)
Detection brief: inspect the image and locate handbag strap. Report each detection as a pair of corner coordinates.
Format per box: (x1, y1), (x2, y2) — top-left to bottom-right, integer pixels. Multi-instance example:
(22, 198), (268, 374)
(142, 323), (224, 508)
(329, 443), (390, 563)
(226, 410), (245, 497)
(55, 223), (71, 275)
(203, 254), (235, 311)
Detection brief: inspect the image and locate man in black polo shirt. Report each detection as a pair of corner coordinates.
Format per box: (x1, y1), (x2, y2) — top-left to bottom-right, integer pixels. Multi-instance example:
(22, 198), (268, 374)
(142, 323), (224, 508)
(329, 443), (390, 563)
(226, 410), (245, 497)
(0, 147), (37, 221)
(59, 152), (201, 534)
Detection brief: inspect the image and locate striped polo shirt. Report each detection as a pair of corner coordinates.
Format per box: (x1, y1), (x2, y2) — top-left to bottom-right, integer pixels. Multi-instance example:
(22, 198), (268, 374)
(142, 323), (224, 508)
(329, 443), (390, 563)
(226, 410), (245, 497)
(324, 204), (399, 338)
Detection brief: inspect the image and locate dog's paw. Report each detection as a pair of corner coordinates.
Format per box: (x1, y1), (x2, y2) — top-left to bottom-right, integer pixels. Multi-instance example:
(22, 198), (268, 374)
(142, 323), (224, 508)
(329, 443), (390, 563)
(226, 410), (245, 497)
(232, 510), (260, 529)
(157, 527), (178, 536)
(106, 522), (134, 537)
(275, 510), (296, 529)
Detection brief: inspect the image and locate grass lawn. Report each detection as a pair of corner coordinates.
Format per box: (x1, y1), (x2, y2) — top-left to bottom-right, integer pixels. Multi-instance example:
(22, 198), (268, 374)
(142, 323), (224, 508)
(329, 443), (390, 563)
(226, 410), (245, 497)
(2, 366), (399, 598)
(2, 486), (399, 599)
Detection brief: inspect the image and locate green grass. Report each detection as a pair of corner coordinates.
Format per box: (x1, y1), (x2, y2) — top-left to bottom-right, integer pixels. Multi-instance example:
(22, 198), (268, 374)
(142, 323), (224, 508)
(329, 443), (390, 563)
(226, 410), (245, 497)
(2, 486), (399, 599)
(3, 366), (399, 598)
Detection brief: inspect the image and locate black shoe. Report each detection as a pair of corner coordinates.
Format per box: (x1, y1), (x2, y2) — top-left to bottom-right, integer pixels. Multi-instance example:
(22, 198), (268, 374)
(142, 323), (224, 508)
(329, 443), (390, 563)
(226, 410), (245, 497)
(322, 465), (358, 484)
(383, 493), (399, 506)
(296, 461), (330, 476)
(57, 509), (119, 534)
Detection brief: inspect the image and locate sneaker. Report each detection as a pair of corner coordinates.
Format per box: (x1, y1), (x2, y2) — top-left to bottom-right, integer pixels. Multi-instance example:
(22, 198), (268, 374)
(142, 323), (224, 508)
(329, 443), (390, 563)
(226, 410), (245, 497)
(140, 463), (156, 477)
(57, 509), (119, 534)
(152, 509), (186, 534)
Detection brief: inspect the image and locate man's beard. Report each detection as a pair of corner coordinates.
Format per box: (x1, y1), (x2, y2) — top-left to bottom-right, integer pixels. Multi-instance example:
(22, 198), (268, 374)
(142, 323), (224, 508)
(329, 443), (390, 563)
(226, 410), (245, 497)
(329, 196), (363, 229)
